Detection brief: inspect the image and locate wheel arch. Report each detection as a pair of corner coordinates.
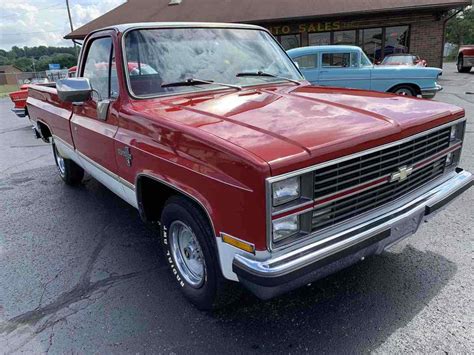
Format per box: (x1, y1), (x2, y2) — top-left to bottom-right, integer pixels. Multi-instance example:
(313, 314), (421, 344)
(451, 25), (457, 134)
(36, 120), (52, 143)
(135, 173), (216, 235)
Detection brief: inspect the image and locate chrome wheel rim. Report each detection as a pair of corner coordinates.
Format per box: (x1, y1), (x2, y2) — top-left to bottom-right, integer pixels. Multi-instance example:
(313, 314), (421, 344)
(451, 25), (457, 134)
(169, 221), (205, 287)
(394, 88), (413, 96)
(54, 145), (66, 176)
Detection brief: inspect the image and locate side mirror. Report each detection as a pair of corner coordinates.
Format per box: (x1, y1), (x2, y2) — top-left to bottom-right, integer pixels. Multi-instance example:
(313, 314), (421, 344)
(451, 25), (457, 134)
(57, 78), (92, 103)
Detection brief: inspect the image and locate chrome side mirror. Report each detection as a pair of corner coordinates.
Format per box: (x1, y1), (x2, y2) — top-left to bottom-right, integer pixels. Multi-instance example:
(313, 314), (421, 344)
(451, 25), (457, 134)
(57, 78), (92, 103)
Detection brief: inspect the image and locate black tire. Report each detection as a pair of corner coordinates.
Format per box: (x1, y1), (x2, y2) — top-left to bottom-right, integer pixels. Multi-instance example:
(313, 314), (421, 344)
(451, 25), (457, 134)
(161, 195), (240, 310)
(52, 142), (84, 185)
(390, 85), (417, 97)
(457, 57), (472, 73)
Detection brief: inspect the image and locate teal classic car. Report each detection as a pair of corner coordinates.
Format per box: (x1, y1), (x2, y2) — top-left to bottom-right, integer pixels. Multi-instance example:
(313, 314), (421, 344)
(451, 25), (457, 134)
(287, 45), (442, 98)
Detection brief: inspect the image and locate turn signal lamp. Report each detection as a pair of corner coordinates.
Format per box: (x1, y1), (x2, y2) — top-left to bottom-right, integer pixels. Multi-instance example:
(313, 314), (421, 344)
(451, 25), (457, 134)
(221, 233), (255, 254)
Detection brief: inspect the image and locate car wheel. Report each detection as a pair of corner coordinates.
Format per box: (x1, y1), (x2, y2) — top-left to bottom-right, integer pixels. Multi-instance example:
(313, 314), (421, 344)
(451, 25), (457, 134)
(392, 86), (416, 97)
(161, 195), (240, 310)
(52, 142), (84, 185)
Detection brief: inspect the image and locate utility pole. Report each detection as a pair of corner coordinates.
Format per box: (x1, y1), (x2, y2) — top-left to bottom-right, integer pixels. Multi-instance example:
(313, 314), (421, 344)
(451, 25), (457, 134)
(65, 0), (78, 57)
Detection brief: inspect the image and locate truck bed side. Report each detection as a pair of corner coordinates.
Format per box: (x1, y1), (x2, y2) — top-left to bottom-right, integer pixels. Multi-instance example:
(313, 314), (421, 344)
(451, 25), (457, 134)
(27, 84), (75, 147)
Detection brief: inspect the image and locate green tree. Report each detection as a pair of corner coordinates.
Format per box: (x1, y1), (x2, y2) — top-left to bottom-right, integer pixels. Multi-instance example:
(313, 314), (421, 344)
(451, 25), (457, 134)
(446, 8), (474, 45)
(13, 57), (34, 71)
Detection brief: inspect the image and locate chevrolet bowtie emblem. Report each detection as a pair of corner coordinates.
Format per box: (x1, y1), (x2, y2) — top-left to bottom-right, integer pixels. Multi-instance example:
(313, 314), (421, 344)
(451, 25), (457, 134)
(390, 165), (413, 183)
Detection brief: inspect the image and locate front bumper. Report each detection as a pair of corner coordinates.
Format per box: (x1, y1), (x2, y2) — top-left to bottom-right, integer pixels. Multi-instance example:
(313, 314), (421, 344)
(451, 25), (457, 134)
(421, 84), (443, 99)
(232, 169), (473, 300)
(11, 108), (26, 118)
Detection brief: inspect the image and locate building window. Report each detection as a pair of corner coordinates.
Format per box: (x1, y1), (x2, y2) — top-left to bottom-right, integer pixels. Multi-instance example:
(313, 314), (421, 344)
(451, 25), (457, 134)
(293, 54), (317, 69)
(308, 32), (331, 46)
(384, 26), (409, 57)
(359, 28), (383, 62)
(279, 34), (301, 50)
(333, 30), (356, 45)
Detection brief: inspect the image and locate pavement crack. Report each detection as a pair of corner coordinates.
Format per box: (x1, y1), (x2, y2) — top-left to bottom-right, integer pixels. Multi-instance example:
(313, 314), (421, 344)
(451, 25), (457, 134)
(0, 222), (157, 338)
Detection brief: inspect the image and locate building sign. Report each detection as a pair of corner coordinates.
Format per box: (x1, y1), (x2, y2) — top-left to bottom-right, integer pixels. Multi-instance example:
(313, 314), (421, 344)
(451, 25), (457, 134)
(268, 21), (358, 35)
(48, 63), (61, 70)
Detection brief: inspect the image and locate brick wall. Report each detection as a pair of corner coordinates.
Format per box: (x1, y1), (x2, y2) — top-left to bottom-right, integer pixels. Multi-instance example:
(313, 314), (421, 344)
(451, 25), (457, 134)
(409, 17), (444, 68)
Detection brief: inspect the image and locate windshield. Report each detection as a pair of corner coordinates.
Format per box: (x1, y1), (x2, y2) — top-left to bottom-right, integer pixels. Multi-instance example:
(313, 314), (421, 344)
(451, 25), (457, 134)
(382, 55), (415, 65)
(124, 28), (302, 97)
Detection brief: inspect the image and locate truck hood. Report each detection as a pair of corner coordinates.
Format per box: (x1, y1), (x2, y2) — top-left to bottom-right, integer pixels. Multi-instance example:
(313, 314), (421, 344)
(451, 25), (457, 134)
(135, 84), (463, 175)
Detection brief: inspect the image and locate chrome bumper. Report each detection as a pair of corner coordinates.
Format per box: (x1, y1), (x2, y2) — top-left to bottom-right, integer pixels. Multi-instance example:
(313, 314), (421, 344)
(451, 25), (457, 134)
(421, 84), (443, 99)
(232, 169), (473, 299)
(11, 108), (26, 118)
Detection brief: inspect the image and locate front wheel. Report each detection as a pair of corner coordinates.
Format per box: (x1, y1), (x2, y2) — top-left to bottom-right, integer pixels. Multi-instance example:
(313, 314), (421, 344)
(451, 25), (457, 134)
(161, 196), (239, 310)
(391, 85), (416, 97)
(52, 142), (84, 185)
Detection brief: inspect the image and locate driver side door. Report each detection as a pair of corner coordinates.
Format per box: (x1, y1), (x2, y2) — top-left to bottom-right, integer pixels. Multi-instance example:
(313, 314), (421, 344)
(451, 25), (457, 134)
(70, 33), (123, 197)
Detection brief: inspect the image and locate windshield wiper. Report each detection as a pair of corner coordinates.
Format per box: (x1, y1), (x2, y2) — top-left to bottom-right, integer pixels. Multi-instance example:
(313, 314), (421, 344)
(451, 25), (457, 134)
(236, 71), (301, 85)
(161, 78), (242, 90)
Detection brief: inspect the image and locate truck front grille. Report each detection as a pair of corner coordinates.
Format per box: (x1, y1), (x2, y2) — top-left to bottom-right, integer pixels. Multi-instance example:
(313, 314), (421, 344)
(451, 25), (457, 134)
(311, 127), (451, 231)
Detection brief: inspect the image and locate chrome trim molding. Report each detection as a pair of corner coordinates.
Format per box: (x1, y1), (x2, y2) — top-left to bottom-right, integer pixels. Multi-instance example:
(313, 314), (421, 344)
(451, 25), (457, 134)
(271, 200), (313, 217)
(272, 206), (314, 222)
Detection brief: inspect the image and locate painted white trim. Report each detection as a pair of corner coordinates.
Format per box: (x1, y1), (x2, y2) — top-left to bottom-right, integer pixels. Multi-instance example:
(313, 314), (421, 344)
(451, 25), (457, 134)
(53, 135), (138, 209)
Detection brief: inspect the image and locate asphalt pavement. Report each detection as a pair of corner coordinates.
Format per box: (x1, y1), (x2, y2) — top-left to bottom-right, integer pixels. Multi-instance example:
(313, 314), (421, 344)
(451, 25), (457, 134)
(0, 63), (473, 353)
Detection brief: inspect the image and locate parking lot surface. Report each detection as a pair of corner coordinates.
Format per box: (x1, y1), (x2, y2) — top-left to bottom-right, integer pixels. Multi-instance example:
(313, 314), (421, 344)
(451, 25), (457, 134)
(0, 63), (473, 353)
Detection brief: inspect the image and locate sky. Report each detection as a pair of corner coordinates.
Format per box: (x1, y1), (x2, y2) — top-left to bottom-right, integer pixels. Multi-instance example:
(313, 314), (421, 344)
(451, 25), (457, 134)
(0, 0), (126, 50)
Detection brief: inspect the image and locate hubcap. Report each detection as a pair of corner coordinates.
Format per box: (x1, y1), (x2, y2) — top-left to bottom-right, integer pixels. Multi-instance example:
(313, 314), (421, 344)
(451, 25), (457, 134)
(395, 88), (413, 96)
(54, 145), (66, 176)
(169, 221), (205, 287)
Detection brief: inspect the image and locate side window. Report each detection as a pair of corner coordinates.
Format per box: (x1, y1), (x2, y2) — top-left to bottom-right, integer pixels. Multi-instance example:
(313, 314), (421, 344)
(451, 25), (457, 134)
(82, 37), (118, 100)
(293, 55), (317, 69)
(322, 53), (352, 68)
(350, 52), (359, 67)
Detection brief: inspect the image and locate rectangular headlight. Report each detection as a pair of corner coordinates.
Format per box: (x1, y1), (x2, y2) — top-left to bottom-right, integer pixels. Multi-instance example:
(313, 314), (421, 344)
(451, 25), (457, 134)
(273, 215), (300, 242)
(272, 176), (300, 206)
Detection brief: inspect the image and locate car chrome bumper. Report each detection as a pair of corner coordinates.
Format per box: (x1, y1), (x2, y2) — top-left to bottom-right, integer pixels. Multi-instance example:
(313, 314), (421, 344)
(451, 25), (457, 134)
(11, 108), (26, 118)
(421, 84), (443, 99)
(232, 168), (473, 300)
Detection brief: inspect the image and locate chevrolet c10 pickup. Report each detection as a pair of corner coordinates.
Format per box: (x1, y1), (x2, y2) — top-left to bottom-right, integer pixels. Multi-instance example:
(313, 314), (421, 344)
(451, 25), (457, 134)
(27, 22), (473, 310)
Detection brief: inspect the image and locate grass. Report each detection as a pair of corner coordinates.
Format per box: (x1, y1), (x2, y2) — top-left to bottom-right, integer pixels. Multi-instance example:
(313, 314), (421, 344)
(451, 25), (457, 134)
(0, 85), (20, 98)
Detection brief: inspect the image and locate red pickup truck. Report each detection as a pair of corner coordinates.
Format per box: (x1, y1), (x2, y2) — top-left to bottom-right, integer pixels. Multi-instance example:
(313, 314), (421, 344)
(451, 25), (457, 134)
(457, 45), (474, 73)
(27, 23), (473, 310)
